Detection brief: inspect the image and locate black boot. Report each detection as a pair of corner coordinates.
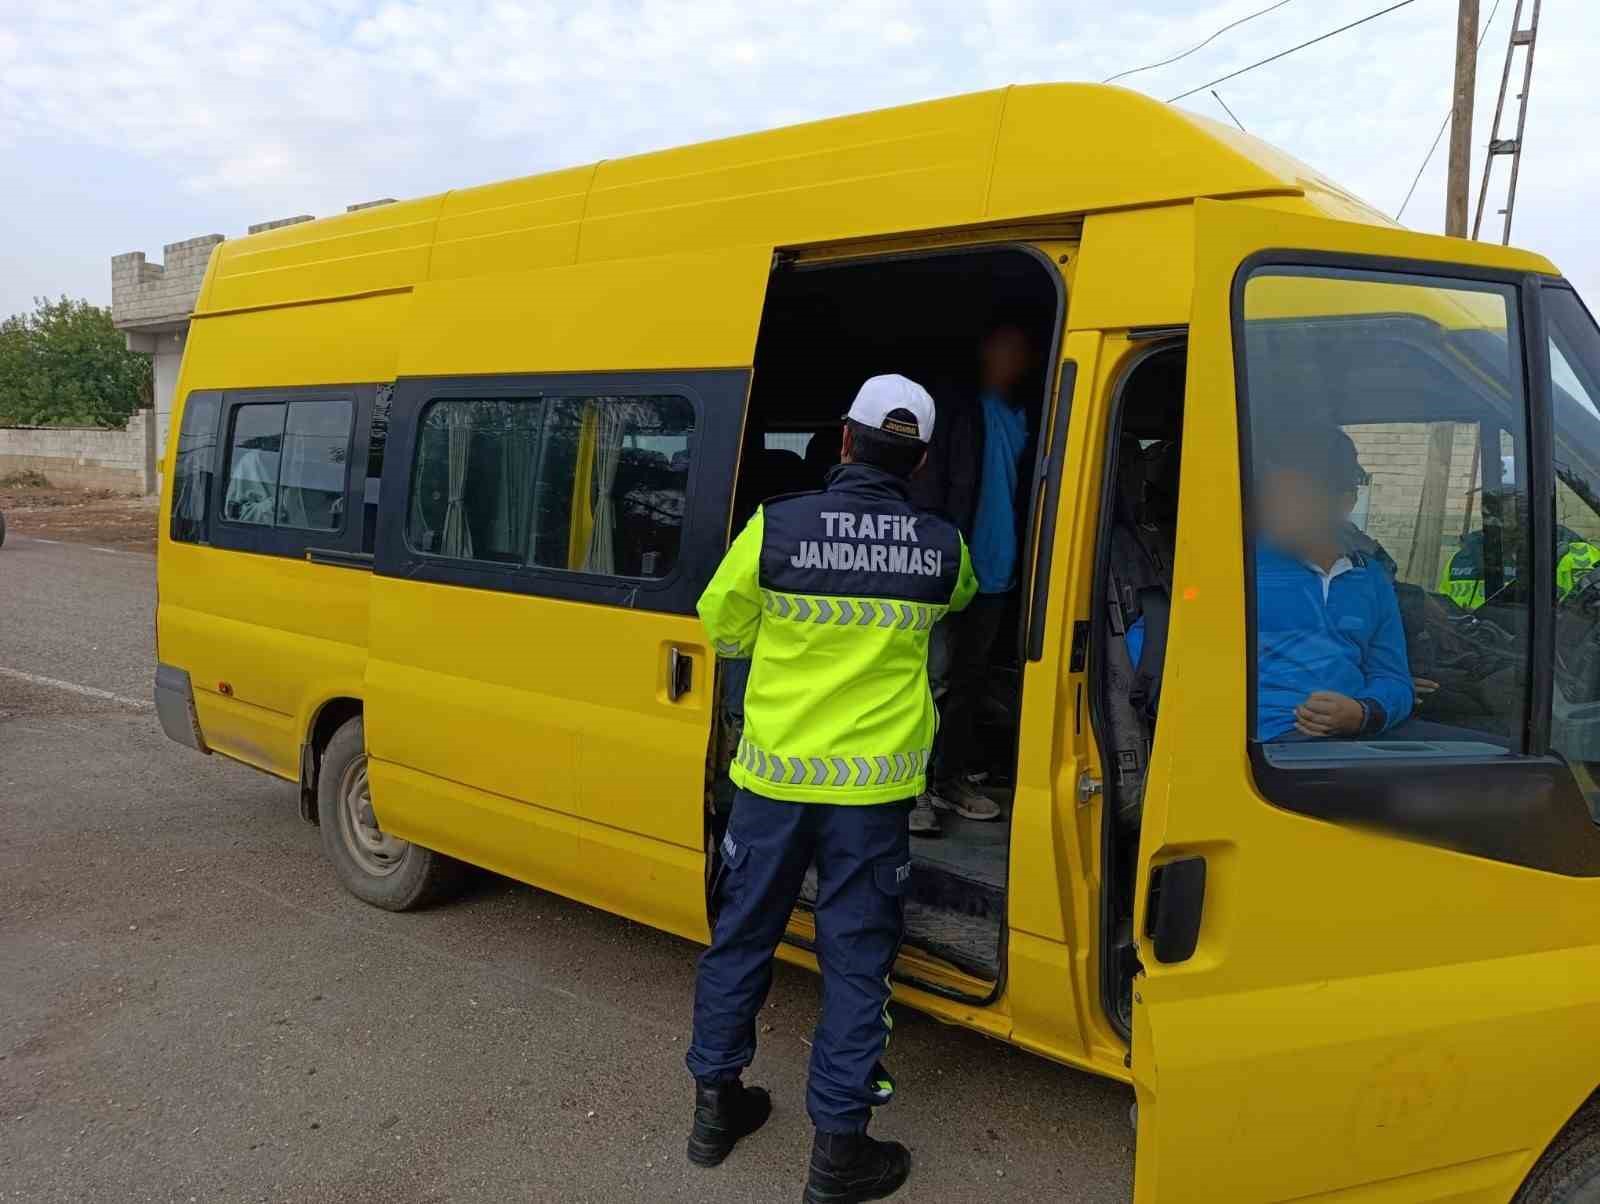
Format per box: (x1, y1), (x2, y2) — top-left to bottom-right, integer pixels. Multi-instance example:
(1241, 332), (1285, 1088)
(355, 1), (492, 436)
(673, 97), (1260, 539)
(687, 1080), (772, 1167)
(803, 1129), (911, 1203)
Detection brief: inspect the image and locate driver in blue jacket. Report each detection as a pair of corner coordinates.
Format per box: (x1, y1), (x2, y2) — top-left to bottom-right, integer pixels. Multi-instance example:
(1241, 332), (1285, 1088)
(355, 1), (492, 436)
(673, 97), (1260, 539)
(1252, 425), (1413, 741)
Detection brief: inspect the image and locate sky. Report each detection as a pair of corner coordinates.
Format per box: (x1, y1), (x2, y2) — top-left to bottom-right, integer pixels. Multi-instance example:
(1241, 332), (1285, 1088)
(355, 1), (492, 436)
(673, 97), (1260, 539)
(1, 0), (1597, 318)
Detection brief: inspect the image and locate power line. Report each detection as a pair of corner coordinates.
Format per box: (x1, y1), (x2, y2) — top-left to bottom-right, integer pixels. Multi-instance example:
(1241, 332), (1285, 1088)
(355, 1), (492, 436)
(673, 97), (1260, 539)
(1396, 0), (1504, 222)
(1104, 0), (1298, 85)
(1165, 0), (1421, 103)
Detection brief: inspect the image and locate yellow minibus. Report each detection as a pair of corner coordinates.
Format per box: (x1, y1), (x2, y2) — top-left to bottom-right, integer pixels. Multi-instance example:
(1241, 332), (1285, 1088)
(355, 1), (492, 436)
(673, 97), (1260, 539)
(153, 84), (1600, 1201)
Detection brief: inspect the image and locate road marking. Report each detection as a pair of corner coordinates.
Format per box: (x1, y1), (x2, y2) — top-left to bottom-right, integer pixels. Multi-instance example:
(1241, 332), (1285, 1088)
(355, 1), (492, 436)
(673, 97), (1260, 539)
(27, 538), (63, 545)
(0, 666), (152, 711)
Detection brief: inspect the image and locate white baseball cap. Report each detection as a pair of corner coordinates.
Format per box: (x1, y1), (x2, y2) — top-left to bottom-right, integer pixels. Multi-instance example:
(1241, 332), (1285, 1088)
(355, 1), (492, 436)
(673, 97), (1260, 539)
(844, 374), (935, 444)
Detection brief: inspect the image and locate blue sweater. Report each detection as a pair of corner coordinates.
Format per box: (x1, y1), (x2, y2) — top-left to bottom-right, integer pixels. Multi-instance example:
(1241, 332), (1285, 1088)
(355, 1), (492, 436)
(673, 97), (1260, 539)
(970, 394), (1028, 594)
(1254, 544), (1413, 741)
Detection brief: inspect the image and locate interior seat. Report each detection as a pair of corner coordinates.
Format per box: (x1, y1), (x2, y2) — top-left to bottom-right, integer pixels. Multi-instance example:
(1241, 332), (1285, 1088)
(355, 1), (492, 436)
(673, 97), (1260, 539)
(1101, 437), (1180, 825)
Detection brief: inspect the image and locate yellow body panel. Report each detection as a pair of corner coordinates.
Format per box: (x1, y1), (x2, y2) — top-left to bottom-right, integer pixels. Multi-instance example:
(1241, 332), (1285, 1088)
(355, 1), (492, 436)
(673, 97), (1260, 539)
(206, 196), (442, 314)
(153, 85), (1600, 1203)
(428, 165), (593, 281)
(395, 246), (772, 378)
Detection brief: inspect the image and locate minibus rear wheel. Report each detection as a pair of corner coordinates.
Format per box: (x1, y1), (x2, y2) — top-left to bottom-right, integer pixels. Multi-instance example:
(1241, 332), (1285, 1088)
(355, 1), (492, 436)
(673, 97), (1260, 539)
(1514, 1093), (1600, 1203)
(317, 715), (463, 910)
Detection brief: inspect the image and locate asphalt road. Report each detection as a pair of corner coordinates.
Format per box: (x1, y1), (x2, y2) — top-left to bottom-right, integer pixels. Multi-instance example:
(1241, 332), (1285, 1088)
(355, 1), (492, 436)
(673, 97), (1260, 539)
(0, 534), (1134, 1203)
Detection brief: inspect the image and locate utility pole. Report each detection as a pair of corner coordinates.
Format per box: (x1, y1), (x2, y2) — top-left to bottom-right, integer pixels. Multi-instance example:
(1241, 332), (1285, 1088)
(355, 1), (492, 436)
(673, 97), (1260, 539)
(1445, 0), (1479, 236)
(1410, 2), (1480, 587)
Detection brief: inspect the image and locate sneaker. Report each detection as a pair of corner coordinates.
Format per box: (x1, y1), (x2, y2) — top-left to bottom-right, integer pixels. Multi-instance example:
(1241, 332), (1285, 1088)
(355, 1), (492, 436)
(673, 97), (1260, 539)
(908, 796), (942, 837)
(804, 1129), (911, 1203)
(927, 778), (1002, 821)
(687, 1079), (772, 1167)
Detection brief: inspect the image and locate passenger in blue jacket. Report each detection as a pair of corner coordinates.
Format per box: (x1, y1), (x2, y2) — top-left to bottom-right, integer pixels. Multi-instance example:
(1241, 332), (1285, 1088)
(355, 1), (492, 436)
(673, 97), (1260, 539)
(1253, 427), (1413, 742)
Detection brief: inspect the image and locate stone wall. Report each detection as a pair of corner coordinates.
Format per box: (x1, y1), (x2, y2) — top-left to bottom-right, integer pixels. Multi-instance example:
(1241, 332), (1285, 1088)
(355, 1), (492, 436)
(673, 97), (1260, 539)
(0, 410), (156, 494)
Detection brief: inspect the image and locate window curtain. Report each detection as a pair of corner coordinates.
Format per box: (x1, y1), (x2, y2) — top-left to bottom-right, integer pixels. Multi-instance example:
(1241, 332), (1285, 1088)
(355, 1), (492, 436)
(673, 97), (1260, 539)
(527, 412), (558, 564)
(225, 448), (277, 525)
(494, 405), (536, 558)
(585, 401), (627, 574)
(441, 406), (474, 558)
(566, 403), (600, 571)
(276, 436), (312, 529)
(175, 449), (209, 524)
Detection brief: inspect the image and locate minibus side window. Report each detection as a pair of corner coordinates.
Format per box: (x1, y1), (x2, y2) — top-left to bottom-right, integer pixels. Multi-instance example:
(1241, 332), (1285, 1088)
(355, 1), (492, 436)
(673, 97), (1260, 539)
(171, 392), (220, 543)
(224, 404), (286, 526)
(528, 395), (694, 579)
(408, 398), (544, 562)
(1233, 265), (1600, 875)
(407, 393), (695, 581)
(1239, 265), (1531, 760)
(279, 400), (353, 532)
(221, 399), (354, 533)
(1544, 285), (1600, 810)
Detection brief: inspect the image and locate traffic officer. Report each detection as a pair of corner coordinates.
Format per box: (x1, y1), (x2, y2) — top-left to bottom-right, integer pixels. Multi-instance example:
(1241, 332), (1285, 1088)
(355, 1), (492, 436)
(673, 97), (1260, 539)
(1439, 524), (1600, 608)
(685, 374), (977, 1204)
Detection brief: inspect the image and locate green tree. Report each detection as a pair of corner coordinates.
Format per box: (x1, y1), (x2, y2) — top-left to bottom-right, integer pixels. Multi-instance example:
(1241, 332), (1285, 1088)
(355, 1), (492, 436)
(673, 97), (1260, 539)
(0, 296), (152, 428)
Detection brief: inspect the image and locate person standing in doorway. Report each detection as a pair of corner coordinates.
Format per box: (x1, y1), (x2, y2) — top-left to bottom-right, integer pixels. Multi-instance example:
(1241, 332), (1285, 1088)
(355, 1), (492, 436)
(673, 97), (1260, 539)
(686, 374), (976, 1203)
(910, 317), (1038, 836)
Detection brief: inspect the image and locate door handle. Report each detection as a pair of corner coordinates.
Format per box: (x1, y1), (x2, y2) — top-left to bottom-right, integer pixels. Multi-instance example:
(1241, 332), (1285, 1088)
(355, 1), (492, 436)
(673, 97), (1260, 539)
(1146, 857), (1206, 964)
(667, 647), (694, 702)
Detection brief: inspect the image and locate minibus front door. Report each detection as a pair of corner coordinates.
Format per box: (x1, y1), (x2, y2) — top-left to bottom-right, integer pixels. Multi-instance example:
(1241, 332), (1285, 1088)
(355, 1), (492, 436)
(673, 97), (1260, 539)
(1128, 199), (1600, 1202)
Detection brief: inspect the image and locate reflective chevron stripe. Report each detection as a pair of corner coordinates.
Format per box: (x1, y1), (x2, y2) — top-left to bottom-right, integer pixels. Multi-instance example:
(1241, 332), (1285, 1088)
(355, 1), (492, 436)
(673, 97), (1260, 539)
(714, 639), (745, 656)
(734, 737), (930, 789)
(760, 590), (946, 631)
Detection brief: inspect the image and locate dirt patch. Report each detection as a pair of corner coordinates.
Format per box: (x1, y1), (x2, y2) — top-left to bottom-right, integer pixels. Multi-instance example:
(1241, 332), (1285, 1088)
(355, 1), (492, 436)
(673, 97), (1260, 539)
(1, 484), (157, 551)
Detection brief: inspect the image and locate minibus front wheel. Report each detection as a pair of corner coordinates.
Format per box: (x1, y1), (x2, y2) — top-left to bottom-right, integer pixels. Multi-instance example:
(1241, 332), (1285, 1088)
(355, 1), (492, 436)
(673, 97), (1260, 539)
(317, 715), (463, 911)
(1514, 1091), (1600, 1204)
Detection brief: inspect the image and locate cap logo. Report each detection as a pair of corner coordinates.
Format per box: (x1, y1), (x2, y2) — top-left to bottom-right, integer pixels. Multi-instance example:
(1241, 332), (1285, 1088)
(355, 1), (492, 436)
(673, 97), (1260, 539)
(881, 416), (920, 438)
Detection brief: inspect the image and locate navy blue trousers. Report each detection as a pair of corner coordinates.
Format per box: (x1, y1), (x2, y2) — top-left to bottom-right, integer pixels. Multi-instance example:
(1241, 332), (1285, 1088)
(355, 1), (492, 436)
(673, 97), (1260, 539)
(686, 789), (912, 1134)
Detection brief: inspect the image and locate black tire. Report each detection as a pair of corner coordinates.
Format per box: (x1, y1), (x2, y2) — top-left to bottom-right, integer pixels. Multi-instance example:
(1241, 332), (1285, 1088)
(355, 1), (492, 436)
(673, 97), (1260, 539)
(1514, 1094), (1600, 1203)
(0, 510), (7, 548)
(316, 716), (463, 911)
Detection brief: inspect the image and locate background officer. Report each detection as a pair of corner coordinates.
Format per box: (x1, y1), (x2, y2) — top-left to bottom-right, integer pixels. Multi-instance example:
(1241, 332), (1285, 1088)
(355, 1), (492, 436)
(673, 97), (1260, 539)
(684, 374), (976, 1204)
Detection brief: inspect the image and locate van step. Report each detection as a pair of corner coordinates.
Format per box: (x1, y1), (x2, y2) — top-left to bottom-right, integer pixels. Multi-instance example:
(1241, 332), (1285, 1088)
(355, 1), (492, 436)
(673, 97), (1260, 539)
(800, 857), (1002, 981)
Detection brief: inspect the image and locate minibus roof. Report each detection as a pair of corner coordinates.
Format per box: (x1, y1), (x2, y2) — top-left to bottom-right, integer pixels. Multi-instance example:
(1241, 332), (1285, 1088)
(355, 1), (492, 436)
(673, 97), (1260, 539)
(191, 83), (1510, 315)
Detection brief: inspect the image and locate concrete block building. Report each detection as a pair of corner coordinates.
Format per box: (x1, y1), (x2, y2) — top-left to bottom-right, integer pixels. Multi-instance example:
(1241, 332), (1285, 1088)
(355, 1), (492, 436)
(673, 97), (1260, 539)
(111, 235), (223, 460)
(110, 201), (394, 461)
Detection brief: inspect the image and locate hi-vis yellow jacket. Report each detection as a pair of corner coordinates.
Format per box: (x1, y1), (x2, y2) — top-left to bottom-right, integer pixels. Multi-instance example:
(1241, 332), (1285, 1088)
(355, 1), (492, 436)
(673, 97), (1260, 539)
(699, 464), (977, 804)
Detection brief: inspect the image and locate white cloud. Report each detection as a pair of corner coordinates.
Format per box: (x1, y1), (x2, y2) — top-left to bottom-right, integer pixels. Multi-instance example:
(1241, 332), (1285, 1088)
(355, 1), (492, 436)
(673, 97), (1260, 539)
(0, 0), (1596, 309)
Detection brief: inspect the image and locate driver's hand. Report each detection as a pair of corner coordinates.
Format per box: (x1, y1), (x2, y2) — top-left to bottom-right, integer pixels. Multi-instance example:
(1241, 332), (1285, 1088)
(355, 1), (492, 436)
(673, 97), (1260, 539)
(1413, 677), (1440, 702)
(1294, 691), (1365, 737)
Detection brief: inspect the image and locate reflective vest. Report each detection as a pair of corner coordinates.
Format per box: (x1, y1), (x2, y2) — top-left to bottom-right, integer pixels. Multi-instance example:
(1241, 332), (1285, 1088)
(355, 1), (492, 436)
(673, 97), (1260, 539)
(699, 463), (977, 804)
(1438, 527), (1600, 608)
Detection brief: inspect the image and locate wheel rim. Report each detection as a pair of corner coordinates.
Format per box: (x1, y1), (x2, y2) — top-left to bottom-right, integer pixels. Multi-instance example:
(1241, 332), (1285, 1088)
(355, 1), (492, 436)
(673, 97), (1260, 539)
(336, 755), (407, 877)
